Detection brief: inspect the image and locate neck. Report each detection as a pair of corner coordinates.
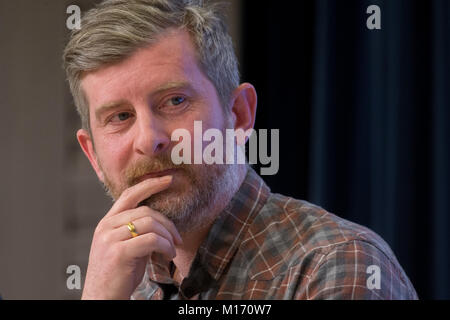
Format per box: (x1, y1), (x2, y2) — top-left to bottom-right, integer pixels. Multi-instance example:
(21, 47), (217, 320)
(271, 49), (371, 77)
(173, 164), (248, 279)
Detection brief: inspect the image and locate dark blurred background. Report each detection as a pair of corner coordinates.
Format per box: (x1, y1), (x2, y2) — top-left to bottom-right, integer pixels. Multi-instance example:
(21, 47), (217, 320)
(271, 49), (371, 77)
(0, 0), (448, 299)
(243, 0), (450, 300)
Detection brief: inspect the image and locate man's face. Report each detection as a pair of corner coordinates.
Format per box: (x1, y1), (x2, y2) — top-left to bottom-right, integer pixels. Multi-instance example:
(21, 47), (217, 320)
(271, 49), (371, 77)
(79, 29), (237, 231)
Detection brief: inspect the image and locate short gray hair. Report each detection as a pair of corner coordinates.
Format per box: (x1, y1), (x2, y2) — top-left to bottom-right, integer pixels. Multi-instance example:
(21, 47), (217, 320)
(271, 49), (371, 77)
(63, 0), (240, 132)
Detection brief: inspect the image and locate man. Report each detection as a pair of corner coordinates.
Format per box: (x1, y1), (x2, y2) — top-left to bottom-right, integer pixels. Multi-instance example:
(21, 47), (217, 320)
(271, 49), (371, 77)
(63, 0), (418, 299)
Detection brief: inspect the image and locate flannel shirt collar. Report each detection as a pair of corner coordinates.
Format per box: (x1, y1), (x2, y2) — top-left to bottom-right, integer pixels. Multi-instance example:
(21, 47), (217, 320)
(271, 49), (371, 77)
(146, 167), (270, 294)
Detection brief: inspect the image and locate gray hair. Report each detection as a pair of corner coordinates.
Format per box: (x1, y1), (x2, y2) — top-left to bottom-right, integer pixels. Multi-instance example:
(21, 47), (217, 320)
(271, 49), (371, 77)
(63, 0), (240, 132)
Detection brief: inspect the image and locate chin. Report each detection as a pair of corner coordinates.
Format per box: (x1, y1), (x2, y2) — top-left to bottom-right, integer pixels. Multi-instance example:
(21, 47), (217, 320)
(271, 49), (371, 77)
(141, 189), (188, 218)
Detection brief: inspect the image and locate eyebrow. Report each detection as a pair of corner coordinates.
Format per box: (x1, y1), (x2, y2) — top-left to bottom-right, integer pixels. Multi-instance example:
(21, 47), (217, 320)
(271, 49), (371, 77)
(94, 81), (193, 122)
(152, 81), (193, 95)
(95, 100), (130, 123)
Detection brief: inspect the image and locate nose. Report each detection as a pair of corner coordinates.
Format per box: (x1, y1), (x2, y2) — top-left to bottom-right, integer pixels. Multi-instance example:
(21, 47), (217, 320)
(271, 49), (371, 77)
(133, 111), (171, 157)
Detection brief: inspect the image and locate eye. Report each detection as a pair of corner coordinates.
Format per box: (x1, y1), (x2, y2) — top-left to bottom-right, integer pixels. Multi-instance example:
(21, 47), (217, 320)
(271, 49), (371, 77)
(109, 111), (133, 123)
(166, 96), (186, 107)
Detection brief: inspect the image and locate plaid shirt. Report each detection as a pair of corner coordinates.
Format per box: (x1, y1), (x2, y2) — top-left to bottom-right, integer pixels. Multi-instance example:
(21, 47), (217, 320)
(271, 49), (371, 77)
(132, 168), (418, 300)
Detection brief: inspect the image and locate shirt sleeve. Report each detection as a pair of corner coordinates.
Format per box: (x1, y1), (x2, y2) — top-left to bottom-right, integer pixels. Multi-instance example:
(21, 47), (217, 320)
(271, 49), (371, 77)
(303, 240), (418, 300)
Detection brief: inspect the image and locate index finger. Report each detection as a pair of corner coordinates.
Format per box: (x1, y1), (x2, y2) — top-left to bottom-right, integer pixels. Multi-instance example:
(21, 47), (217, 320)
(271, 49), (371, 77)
(106, 175), (173, 217)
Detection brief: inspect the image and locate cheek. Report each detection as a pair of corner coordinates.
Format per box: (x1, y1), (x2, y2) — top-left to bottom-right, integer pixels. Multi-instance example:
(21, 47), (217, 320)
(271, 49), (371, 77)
(94, 135), (132, 179)
(209, 104), (231, 131)
(196, 99), (228, 129)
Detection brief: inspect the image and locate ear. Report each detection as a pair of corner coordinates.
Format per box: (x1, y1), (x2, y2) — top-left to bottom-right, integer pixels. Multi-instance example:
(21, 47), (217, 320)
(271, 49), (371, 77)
(77, 129), (105, 183)
(230, 83), (257, 141)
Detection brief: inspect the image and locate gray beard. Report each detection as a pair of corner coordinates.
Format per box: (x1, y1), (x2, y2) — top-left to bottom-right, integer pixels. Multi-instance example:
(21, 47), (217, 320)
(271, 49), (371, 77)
(102, 163), (244, 234)
(142, 163), (243, 234)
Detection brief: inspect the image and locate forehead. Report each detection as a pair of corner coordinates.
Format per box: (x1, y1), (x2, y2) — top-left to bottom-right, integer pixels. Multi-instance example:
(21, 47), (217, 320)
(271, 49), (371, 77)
(81, 29), (209, 109)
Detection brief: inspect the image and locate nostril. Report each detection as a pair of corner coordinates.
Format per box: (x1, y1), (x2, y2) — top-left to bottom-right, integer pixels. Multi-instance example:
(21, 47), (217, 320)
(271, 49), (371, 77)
(155, 142), (165, 153)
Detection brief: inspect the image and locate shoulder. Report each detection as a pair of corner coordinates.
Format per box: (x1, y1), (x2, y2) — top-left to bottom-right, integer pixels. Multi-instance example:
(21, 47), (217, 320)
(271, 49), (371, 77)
(247, 192), (390, 257)
(240, 193), (418, 299)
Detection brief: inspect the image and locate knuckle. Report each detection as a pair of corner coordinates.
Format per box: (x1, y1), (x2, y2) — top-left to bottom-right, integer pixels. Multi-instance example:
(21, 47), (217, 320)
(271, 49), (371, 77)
(146, 232), (157, 243)
(144, 217), (155, 229)
(138, 205), (152, 215)
(145, 233), (161, 248)
(119, 188), (132, 202)
(99, 232), (112, 245)
(121, 187), (132, 197)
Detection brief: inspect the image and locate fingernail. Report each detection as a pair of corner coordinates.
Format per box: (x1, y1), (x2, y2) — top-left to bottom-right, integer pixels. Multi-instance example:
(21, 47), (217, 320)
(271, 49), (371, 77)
(159, 175), (173, 183)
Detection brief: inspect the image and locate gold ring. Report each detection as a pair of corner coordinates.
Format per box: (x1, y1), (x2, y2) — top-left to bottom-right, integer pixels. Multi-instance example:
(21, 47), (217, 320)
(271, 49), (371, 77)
(127, 221), (139, 238)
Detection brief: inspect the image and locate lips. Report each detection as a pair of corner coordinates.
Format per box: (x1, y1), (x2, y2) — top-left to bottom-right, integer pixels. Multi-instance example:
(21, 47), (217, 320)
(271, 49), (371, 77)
(137, 168), (177, 183)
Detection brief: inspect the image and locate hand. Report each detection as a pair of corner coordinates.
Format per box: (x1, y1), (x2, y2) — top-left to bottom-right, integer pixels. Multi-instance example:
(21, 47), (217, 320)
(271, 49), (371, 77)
(81, 175), (183, 300)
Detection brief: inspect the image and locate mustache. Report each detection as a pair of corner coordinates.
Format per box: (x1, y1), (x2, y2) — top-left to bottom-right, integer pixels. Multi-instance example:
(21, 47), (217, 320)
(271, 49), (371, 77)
(125, 156), (180, 187)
